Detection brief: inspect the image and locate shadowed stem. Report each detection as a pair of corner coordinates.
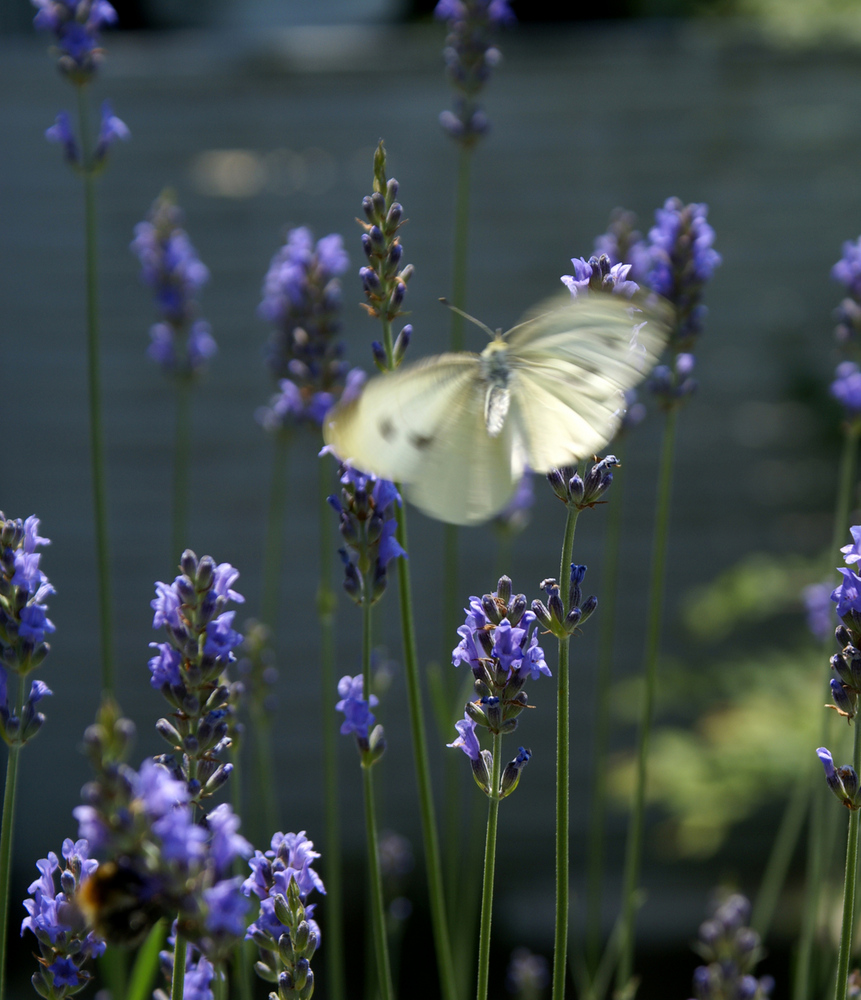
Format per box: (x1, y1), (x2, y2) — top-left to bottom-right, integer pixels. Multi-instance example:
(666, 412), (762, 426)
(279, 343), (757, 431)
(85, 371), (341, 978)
(361, 581), (394, 1000)
(319, 461), (345, 1000)
(834, 719), (861, 1000)
(585, 440), (627, 971)
(616, 406), (678, 993)
(395, 505), (458, 1000)
(77, 84), (114, 695)
(552, 504), (580, 1000)
(794, 419), (861, 1000)
(261, 430), (291, 630)
(0, 676), (27, 1000)
(170, 929), (187, 1000)
(476, 731), (503, 1000)
(171, 374), (192, 564)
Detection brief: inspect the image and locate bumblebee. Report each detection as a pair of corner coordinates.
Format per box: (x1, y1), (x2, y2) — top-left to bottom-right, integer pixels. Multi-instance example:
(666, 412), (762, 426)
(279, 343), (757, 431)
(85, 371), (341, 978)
(77, 859), (167, 946)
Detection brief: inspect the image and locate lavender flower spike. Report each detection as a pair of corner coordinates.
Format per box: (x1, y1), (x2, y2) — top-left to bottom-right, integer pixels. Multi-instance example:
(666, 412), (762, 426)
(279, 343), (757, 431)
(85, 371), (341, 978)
(32, 0), (118, 81)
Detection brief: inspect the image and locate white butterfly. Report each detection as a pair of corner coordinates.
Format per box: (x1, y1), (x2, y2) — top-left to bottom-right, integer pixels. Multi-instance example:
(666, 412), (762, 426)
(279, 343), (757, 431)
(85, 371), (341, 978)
(323, 292), (668, 526)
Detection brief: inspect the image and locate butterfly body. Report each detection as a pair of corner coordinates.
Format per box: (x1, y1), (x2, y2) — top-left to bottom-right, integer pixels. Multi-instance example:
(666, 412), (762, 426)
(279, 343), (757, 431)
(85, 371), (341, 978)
(324, 293), (668, 525)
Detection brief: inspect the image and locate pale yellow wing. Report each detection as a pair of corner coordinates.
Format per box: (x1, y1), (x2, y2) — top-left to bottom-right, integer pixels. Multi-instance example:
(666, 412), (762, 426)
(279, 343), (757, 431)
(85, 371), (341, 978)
(504, 293), (668, 470)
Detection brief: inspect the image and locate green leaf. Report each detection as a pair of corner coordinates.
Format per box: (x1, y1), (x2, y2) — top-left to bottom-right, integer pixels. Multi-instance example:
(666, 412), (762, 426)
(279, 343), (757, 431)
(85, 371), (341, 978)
(126, 918), (167, 1000)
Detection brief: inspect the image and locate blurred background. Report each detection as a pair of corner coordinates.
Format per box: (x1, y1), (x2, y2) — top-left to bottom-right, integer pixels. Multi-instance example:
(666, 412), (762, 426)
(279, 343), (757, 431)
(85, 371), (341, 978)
(3, 0), (861, 996)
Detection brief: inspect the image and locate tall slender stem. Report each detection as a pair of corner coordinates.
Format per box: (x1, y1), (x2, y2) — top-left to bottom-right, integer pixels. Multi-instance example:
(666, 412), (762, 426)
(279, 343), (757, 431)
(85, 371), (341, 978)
(449, 145), (472, 353)
(616, 407), (678, 993)
(171, 374), (192, 563)
(834, 720), (861, 1000)
(170, 930), (187, 1000)
(585, 440), (627, 970)
(552, 505), (580, 1000)
(261, 430), (291, 629)
(476, 732), (503, 1000)
(77, 85), (114, 695)
(361, 582), (394, 1000)
(0, 672), (26, 1000)
(394, 504), (458, 1000)
(319, 462), (345, 1000)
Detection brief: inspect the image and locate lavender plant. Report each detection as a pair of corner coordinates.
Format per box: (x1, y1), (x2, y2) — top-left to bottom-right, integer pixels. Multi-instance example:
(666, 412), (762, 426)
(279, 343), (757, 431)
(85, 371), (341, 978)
(329, 463), (403, 1000)
(616, 198), (721, 995)
(0, 515), (55, 998)
(33, 0), (128, 696)
(448, 575), (546, 1000)
(353, 143), (457, 1000)
(131, 192), (216, 563)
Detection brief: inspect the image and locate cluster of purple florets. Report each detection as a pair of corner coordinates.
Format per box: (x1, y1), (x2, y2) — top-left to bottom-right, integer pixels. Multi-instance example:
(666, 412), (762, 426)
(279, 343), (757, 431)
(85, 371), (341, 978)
(829, 236), (861, 419)
(68, 704), (253, 960)
(21, 839), (105, 997)
(328, 465), (406, 607)
(257, 227), (352, 429)
(0, 514), (55, 747)
(561, 254), (639, 299)
(434, 0), (515, 144)
(31, 0), (117, 80)
(131, 192), (217, 377)
(686, 894), (773, 1000)
(149, 550), (245, 804)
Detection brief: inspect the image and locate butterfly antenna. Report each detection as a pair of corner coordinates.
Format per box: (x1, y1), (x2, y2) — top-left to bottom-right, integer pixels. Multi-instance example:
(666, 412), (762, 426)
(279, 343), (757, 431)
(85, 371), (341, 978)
(438, 297), (498, 340)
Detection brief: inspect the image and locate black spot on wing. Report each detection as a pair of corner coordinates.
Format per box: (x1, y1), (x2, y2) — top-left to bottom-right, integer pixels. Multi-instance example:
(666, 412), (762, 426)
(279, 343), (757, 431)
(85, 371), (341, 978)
(379, 418), (396, 442)
(409, 433), (434, 450)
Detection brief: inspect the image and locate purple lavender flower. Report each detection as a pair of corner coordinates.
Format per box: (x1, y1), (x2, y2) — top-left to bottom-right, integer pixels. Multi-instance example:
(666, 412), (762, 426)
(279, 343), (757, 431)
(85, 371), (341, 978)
(687, 894), (773, 1000)
(648, 352), (698, 410)
(561, 254), (639, 299)
(150, 552), (245, 803)
(0, 514), (55, 745)
(203, 877), (249, 936)
(358, 144), (415, 353)
(32, 0), (118, 81)
(21, 838), (105, 996)
(131, 191), (215, 377)
(45, 111), (79, 165)
(242, 831), (324, 990)
(257, 226), (352, 427)
(447, 713), (480, 760)
(206, 803), (252, 873)
(594, 208), (646, 273)
(336, 674), (378, 741)
(93, 100), (129, 162)
(453, 576), (550, 737)
(803, 582), (836, 642)
(831, 361), (861, 417)
(639, 197), (721, 352)
(327, 463), (406, 605)
(435, 0), (515, 145)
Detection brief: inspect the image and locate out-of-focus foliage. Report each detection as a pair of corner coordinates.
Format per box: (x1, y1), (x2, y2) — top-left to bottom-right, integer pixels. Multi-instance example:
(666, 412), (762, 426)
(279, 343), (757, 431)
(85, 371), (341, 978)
(610, 550), (841, 858)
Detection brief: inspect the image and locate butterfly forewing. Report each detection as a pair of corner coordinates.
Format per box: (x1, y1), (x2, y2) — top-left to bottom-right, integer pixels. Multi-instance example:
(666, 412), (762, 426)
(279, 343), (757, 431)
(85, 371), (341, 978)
(323, 353), (482, 484)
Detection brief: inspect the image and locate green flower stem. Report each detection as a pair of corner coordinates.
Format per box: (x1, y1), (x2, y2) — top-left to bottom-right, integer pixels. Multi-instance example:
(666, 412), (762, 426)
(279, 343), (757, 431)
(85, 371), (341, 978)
(214, 963), (227, 1000)
(361, 584), (394, 1000)
(77, 84), (114, 695)
(319, 461), (345, 1000)
(230, 752), (253, 1000)
(362, 764), (394, 1000)
(795, 419), (861, 1000)
(0, 676), (27, 1000)
(552, 504), (581, 1000)
(170, 928), (187, 1000)
(394, 505), (458, 1000)
(443, 140), (472, 959)
(616, 405), (678, 994)
(449, 144), (472, 353)
(834, 719), (861, 1000)
(171, 374), (192, 564)
(585, 439), (627, 971)
(261, 430), (291, 630)
(476, 731), (503, 1000)
(751, 776), (810, 937)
